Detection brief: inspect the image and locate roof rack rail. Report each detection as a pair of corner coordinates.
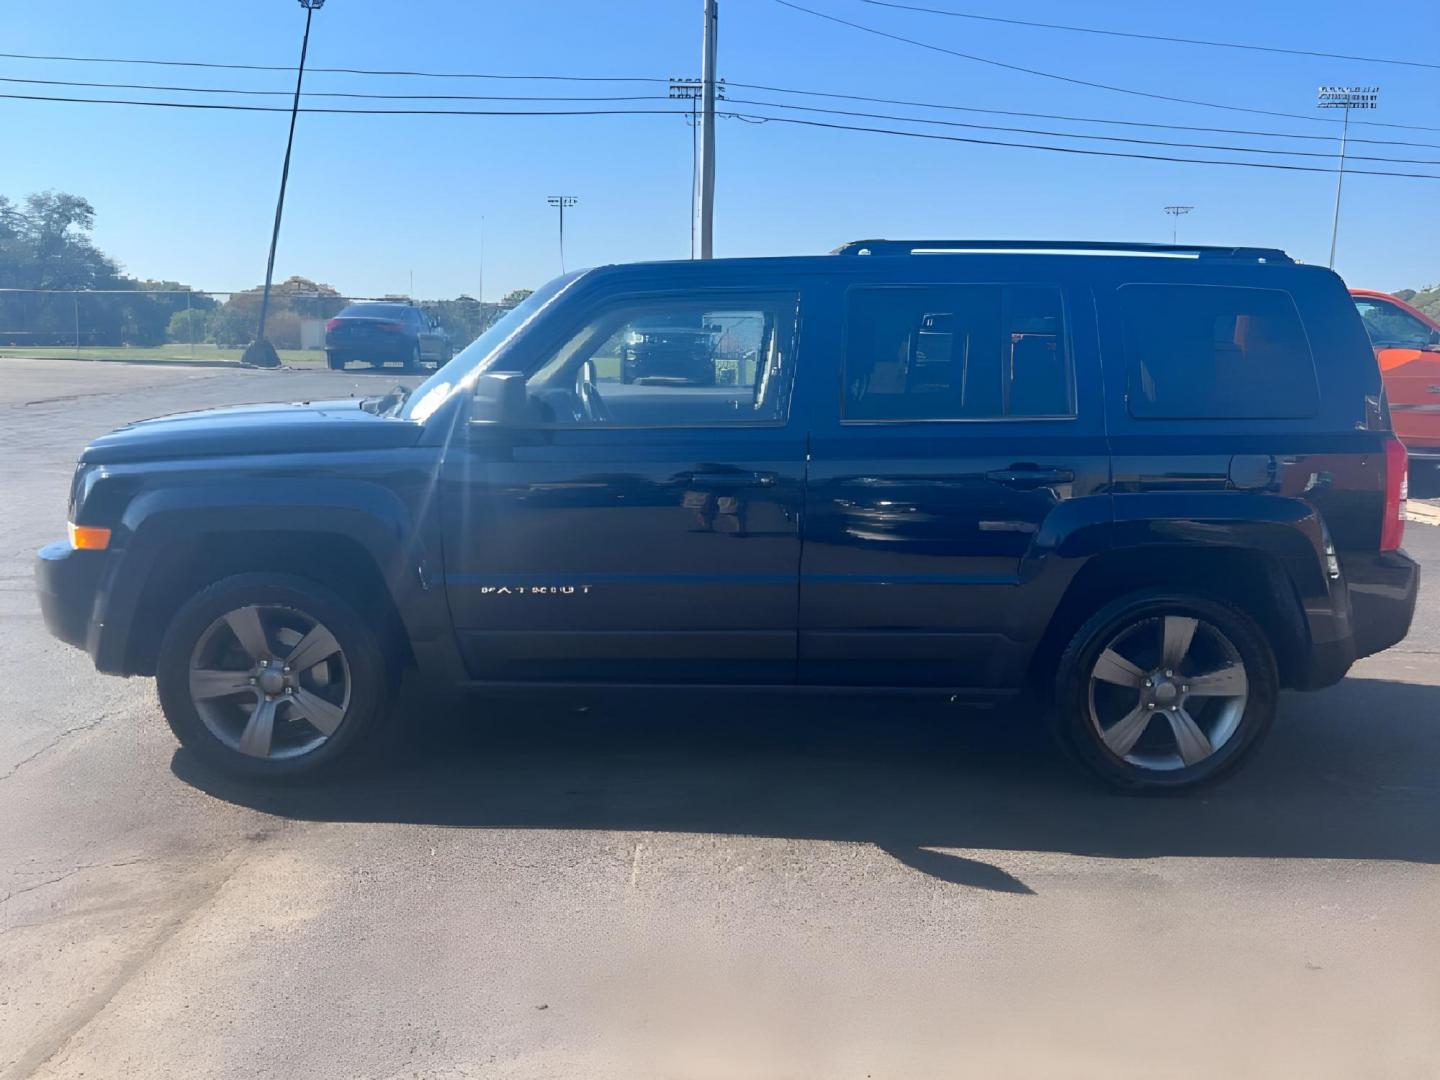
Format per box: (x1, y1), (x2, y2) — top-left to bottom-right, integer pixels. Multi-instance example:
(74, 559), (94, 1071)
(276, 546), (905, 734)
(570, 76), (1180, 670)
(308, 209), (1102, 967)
(831, 239), (1293, 263)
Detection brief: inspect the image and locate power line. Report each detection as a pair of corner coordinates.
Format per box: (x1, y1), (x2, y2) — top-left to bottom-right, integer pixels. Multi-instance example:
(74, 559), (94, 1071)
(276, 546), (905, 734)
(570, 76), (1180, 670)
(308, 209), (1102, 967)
(14, 66), (1440, 152)
(723, 96), (1440, 166)
(0, 91), (689, 118)
(10, 85), (1440, 181)
(0, 75), (668, 103)
(728, 80), (1440, 151)
(718, 111), (1440, 182)
(857, 0), (1440, 72)
(771, 0), (1440, 134)
(9, 88), (1440, 177)
(0, 49), (666, 83)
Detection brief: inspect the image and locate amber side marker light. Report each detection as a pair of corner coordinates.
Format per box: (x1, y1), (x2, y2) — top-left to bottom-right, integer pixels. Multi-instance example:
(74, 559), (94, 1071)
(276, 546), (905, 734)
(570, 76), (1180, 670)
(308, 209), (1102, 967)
(68, 523), (112, 550)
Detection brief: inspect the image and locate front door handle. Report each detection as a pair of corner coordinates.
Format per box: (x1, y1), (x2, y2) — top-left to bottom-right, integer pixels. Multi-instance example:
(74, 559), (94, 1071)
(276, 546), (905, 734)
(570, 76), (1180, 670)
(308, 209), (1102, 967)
(683, 470), (777, 488)
(985, 466), (1075, 489)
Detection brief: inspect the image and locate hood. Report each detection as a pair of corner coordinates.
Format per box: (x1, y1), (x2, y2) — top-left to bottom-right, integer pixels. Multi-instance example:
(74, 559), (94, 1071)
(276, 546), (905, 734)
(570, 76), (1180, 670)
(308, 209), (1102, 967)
(81, 398), (425, 465)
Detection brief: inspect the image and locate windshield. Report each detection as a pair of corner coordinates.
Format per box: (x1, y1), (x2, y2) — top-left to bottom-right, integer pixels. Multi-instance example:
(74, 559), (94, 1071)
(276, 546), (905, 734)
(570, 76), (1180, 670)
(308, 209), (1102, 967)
(401, 272), (584, 422)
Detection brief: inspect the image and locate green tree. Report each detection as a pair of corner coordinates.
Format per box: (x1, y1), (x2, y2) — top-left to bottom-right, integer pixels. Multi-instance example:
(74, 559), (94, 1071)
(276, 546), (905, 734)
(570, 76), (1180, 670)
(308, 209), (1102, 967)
(167, 308), (210, 344)
(0, 190), (209, 347)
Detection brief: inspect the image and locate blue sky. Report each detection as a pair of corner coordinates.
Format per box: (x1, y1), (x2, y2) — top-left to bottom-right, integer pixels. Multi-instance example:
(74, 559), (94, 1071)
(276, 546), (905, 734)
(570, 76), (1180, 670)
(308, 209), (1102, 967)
(4, 0), (1439, 299)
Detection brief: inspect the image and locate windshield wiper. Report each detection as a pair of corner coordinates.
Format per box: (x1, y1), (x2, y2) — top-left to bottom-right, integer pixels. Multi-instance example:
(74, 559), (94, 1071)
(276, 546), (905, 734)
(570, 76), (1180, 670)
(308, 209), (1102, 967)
(359, 384), (412, 417)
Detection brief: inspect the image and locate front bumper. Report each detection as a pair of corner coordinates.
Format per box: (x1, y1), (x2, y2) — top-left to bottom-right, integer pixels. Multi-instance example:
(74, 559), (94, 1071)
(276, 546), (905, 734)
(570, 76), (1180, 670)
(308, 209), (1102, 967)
(35, 541), (106, 657)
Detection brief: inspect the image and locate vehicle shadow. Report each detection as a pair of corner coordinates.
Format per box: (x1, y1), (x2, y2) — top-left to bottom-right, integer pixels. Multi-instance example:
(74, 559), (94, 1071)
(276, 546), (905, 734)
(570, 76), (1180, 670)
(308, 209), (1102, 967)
(173, 676), (1440, 893)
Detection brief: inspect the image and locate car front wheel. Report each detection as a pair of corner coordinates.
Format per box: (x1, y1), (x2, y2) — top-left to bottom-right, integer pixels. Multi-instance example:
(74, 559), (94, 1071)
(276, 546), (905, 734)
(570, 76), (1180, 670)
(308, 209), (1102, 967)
(156, 573), (397, 781)
(1052, 590), (1277, 792)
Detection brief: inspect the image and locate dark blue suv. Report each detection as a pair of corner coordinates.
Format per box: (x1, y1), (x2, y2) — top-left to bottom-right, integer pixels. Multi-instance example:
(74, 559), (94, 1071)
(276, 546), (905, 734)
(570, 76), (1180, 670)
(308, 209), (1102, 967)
(35, 241), (1419, 791)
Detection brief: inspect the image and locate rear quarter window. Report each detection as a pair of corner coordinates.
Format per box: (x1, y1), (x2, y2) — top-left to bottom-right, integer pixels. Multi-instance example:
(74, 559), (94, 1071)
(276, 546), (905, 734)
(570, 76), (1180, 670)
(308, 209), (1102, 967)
(1119, 283), (1319, 420)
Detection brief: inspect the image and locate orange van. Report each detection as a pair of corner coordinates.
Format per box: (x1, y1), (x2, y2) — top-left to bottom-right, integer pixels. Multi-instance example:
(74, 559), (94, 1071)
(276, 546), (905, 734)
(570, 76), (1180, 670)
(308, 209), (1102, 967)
(1351, 288), (1440, 468)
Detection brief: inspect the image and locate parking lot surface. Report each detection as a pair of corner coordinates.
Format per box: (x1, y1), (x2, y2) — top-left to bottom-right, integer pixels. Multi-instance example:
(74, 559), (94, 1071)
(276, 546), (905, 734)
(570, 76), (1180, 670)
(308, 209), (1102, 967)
(2, 358), (1438, 1079)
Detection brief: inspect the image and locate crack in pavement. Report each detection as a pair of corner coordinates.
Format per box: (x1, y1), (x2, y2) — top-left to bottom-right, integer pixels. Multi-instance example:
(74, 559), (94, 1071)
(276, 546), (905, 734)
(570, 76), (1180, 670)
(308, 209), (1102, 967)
(0, 714), (110, 783)
(4, 844), (265, 1080)
(0, 858), (152, 909)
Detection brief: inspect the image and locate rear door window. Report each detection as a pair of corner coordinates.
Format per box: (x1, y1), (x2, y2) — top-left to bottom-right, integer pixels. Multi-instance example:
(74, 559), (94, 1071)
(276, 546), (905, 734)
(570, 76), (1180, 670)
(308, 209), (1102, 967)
(1118, 284), (1318, 420)
(843, 284), (1073, 420)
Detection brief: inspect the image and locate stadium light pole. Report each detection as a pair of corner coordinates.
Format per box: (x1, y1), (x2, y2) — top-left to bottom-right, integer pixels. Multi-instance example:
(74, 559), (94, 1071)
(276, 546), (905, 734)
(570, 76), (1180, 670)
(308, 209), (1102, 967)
(246, 0), (325, 368)
(548, 196), (577, 273)
(1317, 85), (1379, 269)
(1163, 205), (1194, 245)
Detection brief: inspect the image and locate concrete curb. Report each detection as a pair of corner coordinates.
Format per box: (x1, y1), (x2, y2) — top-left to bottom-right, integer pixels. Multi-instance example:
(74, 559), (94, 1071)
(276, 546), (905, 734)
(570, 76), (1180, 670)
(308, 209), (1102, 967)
(1406, 501), (1440, 527)
(1, 353), (246, 370)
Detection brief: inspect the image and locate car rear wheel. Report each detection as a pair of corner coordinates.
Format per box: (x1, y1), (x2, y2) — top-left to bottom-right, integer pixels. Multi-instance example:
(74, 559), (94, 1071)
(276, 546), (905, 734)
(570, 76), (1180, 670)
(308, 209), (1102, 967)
(402, 343), (422, 373)
(156, 573), (397, 782)
(325, 350), (344, 371)
(1052, 590), (1277, 792)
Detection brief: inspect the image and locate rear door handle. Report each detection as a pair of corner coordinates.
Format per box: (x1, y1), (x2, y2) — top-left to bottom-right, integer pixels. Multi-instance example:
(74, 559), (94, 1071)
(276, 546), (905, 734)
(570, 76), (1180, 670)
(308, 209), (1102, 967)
(985, 466), (1075, 489)
(683, 470), (777, 488)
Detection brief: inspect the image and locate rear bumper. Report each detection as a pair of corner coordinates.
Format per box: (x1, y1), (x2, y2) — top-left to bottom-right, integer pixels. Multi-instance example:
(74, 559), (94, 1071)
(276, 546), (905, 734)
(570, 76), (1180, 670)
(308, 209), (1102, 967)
(1291, 549), (1419, 690)
(325, 338), (413, 362)
(35, 541), (106, 657)
(1407, 445), (1440, 461)
(1345, 550), (1421, 660)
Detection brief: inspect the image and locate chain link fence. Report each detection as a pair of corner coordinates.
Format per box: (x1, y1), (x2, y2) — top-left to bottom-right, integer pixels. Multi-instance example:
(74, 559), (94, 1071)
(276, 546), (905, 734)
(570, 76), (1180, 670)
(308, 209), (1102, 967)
(0, 287), (510, 366)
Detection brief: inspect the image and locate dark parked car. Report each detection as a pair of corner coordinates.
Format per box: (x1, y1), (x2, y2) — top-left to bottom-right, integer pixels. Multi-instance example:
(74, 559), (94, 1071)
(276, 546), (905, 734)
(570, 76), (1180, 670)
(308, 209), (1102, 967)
(619, 321), (718, 384)
(36, 240), (1418, 791)
(325, 301), (451, 371)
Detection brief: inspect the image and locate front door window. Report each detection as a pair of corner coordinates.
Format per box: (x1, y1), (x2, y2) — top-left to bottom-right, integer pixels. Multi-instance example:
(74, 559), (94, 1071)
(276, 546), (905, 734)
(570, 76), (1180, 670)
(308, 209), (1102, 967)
(524, 297), (796, 427)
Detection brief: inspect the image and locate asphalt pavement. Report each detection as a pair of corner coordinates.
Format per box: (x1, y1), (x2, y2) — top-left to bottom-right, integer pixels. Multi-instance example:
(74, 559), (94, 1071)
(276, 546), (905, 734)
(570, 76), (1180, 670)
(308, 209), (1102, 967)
(1, 358), (1438, 1080)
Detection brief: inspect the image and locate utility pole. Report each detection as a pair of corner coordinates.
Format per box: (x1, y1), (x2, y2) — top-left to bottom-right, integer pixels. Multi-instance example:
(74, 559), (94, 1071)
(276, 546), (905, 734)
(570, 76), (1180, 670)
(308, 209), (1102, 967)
(671, 75), (725, 259)
(1317, 85), (1379, 269)
(246, 0), (325, 369)
(698, 0), (718, 259)
(547, 196), (577, 273)
(478, 215), (485, 304)
(1163, 205), (1194, 245)
(670, 77), (701, 259)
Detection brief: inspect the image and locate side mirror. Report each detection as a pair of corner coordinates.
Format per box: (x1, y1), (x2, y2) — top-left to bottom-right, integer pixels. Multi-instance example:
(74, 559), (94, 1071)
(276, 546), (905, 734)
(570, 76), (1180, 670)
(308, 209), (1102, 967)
(471, 372), (529, 425)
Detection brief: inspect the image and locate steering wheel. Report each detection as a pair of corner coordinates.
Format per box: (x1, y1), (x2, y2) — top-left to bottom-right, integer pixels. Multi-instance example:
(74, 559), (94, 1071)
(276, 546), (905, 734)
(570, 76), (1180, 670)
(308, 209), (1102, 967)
(574, 359), (612, 423)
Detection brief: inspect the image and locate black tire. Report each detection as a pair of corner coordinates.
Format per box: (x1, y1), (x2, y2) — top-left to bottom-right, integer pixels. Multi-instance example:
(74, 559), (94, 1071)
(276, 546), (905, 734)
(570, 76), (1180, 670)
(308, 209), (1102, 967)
(155, 573), (398, 783)
(325, 351), (345, 371)
(1052, 589), (1278, 793)
(402, 343), (422, 373)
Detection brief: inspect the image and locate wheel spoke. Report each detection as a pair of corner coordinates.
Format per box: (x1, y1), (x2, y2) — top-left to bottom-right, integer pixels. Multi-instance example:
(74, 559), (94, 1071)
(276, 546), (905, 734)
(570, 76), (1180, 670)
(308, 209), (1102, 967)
(290, 688), (345, 736)
(190, 668), (257, 701)
(1093, 648), (1147, 688)
(1166, 707), (1213, 766)
(1186, 664), (1248, 697)
(1101, 705), (1155, 757)
(284, 625), (341, 674)
(1161, 616), (1198, 670)
(237, 698), (279, 758)
(224, 606), (271, 661)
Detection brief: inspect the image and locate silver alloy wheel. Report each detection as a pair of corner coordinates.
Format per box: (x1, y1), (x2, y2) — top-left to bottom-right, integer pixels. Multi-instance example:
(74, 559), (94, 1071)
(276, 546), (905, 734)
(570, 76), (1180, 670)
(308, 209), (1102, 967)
(1087, 614), (1249, 772)
(187, 604), (351, 761)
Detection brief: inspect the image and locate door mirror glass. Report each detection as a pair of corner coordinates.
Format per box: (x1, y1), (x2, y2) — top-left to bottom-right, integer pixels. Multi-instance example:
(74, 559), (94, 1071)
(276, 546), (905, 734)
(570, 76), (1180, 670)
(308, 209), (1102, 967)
(471, 372), (529, 425)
